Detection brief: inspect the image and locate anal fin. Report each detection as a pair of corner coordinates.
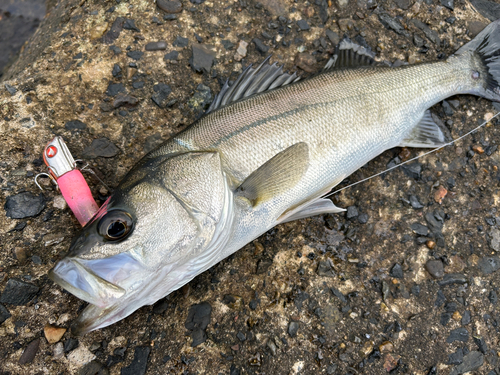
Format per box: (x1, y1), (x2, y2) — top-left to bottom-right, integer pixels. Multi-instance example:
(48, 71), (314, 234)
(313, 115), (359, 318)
(280, 198), (345, 223)
(400, 110), (446, 148)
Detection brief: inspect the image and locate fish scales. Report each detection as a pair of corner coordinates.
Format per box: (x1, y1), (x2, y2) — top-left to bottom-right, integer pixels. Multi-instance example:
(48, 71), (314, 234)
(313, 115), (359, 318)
(48, 20), (500, 334)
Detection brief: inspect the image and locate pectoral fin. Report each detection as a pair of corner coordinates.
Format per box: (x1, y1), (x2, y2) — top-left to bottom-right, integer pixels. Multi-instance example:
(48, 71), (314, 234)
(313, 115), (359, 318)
(400, 110), (446, 148)
(280, 198), (345, 223)
(235, 143), (309, 206)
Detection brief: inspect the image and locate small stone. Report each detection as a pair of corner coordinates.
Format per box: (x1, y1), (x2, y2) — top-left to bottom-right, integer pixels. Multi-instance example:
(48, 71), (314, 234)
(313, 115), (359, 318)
(151, 83), (172, 108)
(489, 228), (500, 251)
(113, 94), (139, 108)
(338, 18), (354, 32)
(0, 304), (11, 324)
(325, 29), (339, 46)
(425, 260), (444, 278)
(252, 38), (269, 55)
(83, 138), (119, 158)
(378, 13), (408, 36)
(410, 223), (428, 236)
(297, 19), (310, 31)
(448, 348), (463, 365)
(145, 41), (167, 51)
(236, 40), (248, 57)
(236, 331), (246, 342)
(450, 351), (483, 375)
(173, 35), (189, 47)
(446, 327), (469, 343)
(127, 51), (143, 60)
(64, 338), (79, 353)
(164, 51), (179, 61)
(473, 336), (488, 354)
(190, 44), (216, 73)
(409, 195), (424, 209)
(121, 347), (150, 375)
(288, 321), (299, 337)
(390, 263), (403, 279)
(157, 0), (182, 13)
(317, 261), (335, 277)
(461, 310), (471, 325)
(295, 53), (316, 73)
(187, 84), (212, 111)
(411, 20), (441, 45)
(478, 256), (500, 274)
(327, 364), (338, 374)
(79, 360), (108, 375)
(379, 341), (394, 353)
(0, 278), (39, 305)
(123, 19), (139, 32)
(185, 302), (211, 347)
(384, 353), (401, 372)
(109, 45), (122, 54)
(452, 311), (461, 321)
(394, 0), (411, 10)
(221, 40), (234, 50)
(266, 339), (277, 356)
(65, 119), (87, 130)
(441, 0), (454, 10)
(67, 346), (96, 367)
(438, 273), (467, 286)
(426, 240), (436, 249)
(488, 290), (498, 305)
(19, 338), (40, 364)
(5, 192), (45, 219)
(5, 83), (17, 95)
(434, 186), (448, 204)
(105, 82), (126, 96)
(53, 342), (64, 359)
(346, 206), (359, 219)
(44, 324), (67, 344)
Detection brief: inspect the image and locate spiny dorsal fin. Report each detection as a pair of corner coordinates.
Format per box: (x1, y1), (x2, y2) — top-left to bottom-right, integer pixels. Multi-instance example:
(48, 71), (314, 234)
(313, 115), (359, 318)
(235, 143), (309, 207)
(206, 56), (301, 114)
(324, 36), (376, 70)
(400, 110), (446, 148)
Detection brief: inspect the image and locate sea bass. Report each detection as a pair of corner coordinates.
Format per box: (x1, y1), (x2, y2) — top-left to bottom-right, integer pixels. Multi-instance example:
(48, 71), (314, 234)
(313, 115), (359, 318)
(49, 20), (500, 334)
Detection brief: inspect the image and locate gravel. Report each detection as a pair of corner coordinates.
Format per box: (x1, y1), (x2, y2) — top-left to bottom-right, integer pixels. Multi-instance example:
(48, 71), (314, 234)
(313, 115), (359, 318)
(5, 192), (45, 219)
(0, 278), (39, 305)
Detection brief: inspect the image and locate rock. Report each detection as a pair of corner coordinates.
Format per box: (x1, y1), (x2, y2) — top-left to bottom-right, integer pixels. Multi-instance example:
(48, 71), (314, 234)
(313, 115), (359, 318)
(450, 351), (484, 375)
(409, 195), (423, 209)
(123, 19), (139, 32)
(103, 17), (125, 44)
(297, 19), (310, 31)
(327, 364), (338, 374)
(0, 304), (11, 324)
(410, 223), (428, 236)
(236, 40), (248, 58)
(288, 321), (299, 337)
(338, 18), (354, 32)
(461, 310), (471, 325)
(79, 360), (109, 375)
(113, 94), (139, 108)
(470, 0), (500, 21)
(448, 348), (463, 365)
(164, 51), (179, 61)
(411, 20), (440, 45)
(331, 287), (347, 304)
(143, 133), (164, 153)
(489, 228), (500, 251)
(121, 347), (150, 375)
(446, 327), (468, 343)
(252, 38), (269, 55)
(441, 0), (453, 10)
(395, 0), (412, 10)
(64, 338), (79, 353)
(187, 84), (212, 112)
(105, 82), (126, 96)
(67, 346), (96, 367)
(346, 206), (359, 219)
(402, 162), (422, 179)
(236, 331), (246, 342)
(173, 36), (188, 47)
(390, 263), (404, 279)
(425, 211), (443, 233)
(126, 51), (143, 60)
(473, 336), (488, 354)
(5, 83), (17, 95)
(157, 0), (182, 13)
(145, 41), (167, 51)
(468, 21), (489, 38)
(378, 13), (408, 37)
(326, 29), (339, 46)
(488, 290), (497, 305)
(438, 273), (467, 286)
(295, 53), (316, 73)
(53, 342), (64, 359)
(44, 324), (67, 344)
(478, 256), (500, 274)
(19, 338), (40, 364)
(317, 261), (335, 277)
(185, 301), (212, 347)
(190, 44), (215, 74)
(0, 278), (39, 305)
(426, 260), (444, 278)
(151, 83), (172, 108)
(5, 192), (45, 219)
(83, 138), (119, 158)
(65, 119), (87, 130)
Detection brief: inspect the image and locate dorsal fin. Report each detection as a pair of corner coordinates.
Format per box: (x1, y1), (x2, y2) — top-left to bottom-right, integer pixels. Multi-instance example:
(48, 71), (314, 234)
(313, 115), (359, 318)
(324, 36), (376, 70)
(206, 56), (301, 114)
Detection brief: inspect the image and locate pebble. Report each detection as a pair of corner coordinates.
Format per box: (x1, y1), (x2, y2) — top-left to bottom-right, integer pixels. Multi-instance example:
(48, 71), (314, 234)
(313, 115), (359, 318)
(109, 45), (122, 54)
(448, 348), (463, 365)
(425, 260), (444, 278)
(288, 321), (299, 337)
(5, 83), (17, 95)
(0, 278), (39, 305)
(488, 290), (498, 305)
(83, 138), (119, 158)
(123, 19), (139, 32)
(53, 342), (64, 359)
(184, 302), (211, 347)
(409, 195), (423, 209)
(252, 38), (269, 55)
(44, 324), (66, 344)
(478, 256), (500, 274)
(0, 303), (11, 324)
(145, 41), (167, 51)
(190, 44), (215, 73)
(325, 30), (339, 46)
(164, 51), (179, 61)
(266, 339), (277, 356)
(103, 17), (125, 44)
(450, 351), (483, 375)
(461, 310), (471, 325)
(395, 0), (412, 9)
(297, 19), (310, 31)
(438, 273), (466, 286)
(143, 133), (164, 153)
(410, 223), (428, 236)
(173, 36), (188, 47)
(5, 192), (45, 219)
(64, 338), (79, 353)
(473, 336), (488, 354)
(446, 327), (468, 343)
(127, 51), (143, 60)
(441, 0), (454, 10)
(236, 331), (246, 342)
(331, 287), (347, 304)
(151, 83), (172, 108)
(113, 94), (139, 108)
(187, 84), (212, 111)
(121, 347), (150, 375)
(79, 360), (108, 375)
(489, 229), (500, 251)
(67, 346), (96, 367)
(157, 0), (182, 13)
(295, 53), (316, 73)
(390, 263), (404, 279)
(19, 338), (40, 364)
(378, 13), (408, 37)
(65, 119), (87, 130)
(317, 261), (335, 277)
(236, 40), (248, 58)
(346, 206), (358, 219)
(469, 0), (500, 21)
(338, 18), (354, 32)
(379, 341), (394, 353)
(105, 82), (126, 96)
(411, 20), (441, 45)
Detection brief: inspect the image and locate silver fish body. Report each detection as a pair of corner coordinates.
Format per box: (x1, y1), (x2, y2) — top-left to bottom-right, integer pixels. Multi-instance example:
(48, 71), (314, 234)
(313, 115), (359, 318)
(49, 19), (500, 334)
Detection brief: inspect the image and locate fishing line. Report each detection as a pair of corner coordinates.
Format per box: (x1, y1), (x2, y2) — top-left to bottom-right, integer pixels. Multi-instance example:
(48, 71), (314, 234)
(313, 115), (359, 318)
(324, 109), (500, 199)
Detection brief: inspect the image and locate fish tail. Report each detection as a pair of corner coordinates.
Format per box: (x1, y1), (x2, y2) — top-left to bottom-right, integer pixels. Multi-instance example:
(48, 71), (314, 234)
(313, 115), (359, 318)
(453, 19), (500, 102)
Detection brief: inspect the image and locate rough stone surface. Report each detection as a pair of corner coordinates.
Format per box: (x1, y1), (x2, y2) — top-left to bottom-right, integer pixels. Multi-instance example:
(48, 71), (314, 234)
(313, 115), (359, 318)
(0, 278), (39, 305)
(121, 347), (150, 375)
(185, 302), (211, 347)
(83, 138), (119, 158)
(5, 192), (45, 219)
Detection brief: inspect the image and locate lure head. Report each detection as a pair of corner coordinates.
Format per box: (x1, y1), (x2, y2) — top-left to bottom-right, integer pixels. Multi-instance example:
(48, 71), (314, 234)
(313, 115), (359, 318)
(49, 152), (231, 334)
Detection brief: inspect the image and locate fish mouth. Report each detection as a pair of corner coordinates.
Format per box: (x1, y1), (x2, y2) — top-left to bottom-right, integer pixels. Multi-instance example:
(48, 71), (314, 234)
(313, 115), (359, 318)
(48, 258), (126, 308)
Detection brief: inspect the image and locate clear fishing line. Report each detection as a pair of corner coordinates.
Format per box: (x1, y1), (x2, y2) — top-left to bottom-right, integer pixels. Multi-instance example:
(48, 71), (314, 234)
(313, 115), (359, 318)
(325, 109), (500, 199)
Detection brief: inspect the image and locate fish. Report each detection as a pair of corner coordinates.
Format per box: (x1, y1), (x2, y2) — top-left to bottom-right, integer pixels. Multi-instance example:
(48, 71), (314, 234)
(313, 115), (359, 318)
(49, 19), (500, 335)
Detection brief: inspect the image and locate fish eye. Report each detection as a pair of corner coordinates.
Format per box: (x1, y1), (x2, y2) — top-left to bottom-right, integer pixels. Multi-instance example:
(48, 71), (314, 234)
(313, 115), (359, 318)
(472, 71), (480, 80)
(97, 210), (134, 241)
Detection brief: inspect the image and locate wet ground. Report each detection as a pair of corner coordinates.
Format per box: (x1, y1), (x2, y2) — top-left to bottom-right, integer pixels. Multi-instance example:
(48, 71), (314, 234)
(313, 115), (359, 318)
(1, 0), (500, 374)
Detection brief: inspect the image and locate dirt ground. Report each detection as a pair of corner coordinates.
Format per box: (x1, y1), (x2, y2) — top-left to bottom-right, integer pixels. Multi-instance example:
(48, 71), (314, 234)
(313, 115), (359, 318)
(0, 0), (500, 374)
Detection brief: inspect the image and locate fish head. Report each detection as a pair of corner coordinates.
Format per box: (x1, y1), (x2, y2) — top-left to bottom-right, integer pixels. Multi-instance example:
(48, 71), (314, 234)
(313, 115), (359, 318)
(49, 151), (231, 334)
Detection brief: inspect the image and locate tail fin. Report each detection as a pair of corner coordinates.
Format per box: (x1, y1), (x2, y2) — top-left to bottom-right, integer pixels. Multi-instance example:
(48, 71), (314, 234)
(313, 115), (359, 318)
(455, 19), (500, 101)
